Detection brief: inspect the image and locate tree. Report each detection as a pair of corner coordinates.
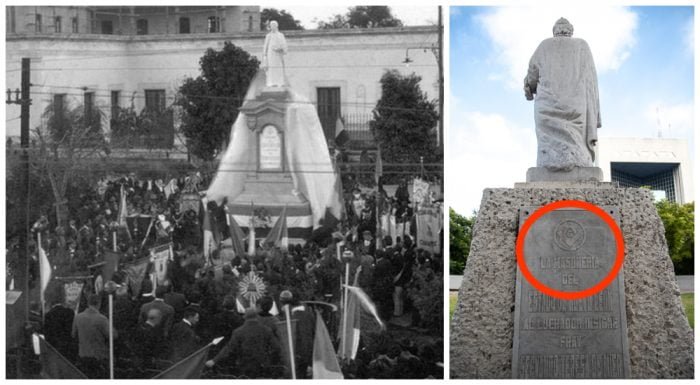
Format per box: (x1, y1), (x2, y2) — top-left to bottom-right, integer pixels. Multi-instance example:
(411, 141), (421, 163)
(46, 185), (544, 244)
(656, 200), (694, 274)
(33, 99), (107, 228)
(449, 208), (475, 275)
(370, 70), (440, 181)
(260, 8), (304, 31)
(316, 6), (403, 29)
(175, 41), (259, 161)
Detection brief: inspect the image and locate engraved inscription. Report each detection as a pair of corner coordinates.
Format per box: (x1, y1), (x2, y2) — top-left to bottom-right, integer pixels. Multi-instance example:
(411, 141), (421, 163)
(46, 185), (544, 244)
(259, 125), (282, 170)
(512, 207), (630, 378)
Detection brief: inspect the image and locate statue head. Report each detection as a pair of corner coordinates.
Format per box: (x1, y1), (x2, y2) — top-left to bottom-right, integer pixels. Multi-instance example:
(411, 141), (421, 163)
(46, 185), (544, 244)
(552, 17), (574, 37)
(269, 20), (279, 33)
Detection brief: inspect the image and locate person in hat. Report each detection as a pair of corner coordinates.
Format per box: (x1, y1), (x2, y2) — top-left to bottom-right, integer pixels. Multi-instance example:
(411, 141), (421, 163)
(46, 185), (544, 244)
(278, 290), (315, 379)
(205, 307), (281, 378)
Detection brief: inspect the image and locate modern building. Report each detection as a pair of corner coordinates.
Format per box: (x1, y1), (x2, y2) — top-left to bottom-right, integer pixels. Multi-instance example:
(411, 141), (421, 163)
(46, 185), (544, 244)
(596, 137), (693, 203)
(6, 6), (439, 159)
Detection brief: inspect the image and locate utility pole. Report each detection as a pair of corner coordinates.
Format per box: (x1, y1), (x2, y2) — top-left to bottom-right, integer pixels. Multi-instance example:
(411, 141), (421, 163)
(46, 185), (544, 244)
(6, 58), (31, 378)
(437, 6), (444, 189)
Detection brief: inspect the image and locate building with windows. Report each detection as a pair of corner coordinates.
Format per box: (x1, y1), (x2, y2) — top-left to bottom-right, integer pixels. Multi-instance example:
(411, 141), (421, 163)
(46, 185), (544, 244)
(6, 6), (439, 160)
(597, 137), (693, 203)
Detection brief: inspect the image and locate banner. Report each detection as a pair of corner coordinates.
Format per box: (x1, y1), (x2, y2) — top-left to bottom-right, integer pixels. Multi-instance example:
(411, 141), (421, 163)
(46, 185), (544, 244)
(412, 178), (431, 205)
(180, 193), (201, 215)
(123, 258), (150, 297)
(35, 334), (87, 379)
(416, 204), (442, 254)
(150, 243), (172, 284)
(63, 281), (84, 312)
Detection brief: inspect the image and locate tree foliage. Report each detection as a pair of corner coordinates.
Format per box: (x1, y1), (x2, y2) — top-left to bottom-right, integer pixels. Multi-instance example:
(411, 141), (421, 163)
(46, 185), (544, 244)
(449, 208), (475, 275)
(656, 200), (694, 274)
(316, 6), (403, 29)
(370, 70), (440, 176)
(260, 8), (304, 31)
(33, 100), (107, 227)
(175, 41), (259, 161)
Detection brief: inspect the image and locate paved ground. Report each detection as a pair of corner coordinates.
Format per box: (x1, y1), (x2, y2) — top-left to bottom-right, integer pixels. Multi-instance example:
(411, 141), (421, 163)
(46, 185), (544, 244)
(450, 275), (694, 293)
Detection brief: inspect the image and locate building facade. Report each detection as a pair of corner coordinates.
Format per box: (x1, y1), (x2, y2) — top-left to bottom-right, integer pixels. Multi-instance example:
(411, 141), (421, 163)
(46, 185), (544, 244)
(6, 6), (439, 158)
(597, 137), (693, 203)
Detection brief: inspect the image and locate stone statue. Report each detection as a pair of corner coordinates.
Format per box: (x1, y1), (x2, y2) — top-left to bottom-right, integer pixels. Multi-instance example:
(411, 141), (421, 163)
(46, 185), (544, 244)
(524, 18), (601, 171)
(262, 20), (288, 87)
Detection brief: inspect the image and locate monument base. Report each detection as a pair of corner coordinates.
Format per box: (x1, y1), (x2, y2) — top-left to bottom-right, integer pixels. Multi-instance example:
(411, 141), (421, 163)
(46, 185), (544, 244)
(229, 173), (313, 241)
(450, 186), (693, 379)
(526, 166), (603, 183)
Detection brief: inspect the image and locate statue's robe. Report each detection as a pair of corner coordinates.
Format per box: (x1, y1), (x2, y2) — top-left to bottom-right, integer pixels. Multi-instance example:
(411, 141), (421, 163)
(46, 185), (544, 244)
(262, 31), (288, 87)
(525, 36), (601, 171)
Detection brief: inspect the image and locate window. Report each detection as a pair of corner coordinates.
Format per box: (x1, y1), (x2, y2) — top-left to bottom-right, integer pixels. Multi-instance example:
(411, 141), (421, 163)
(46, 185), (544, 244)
(110, 91), (120, 118)
(53, 94), (65, 116)
(101, 20), (113, 34)
(145, 90), (166, 112)
(84, 92), (94, 117)
(179, 17), (190, 34)
(248, 15), (253, 32)
(54, 16), (62, 33)
(316, 87), (341, 141)
(207, 16), (220, 33)
(71, 17), (78, 33)
(35, 14), (42, 32)
(136, 19), (148, 35)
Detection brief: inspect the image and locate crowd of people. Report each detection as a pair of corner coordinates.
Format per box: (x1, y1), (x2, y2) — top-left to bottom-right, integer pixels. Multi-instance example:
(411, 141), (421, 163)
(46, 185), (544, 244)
(7, 171), (444, 379)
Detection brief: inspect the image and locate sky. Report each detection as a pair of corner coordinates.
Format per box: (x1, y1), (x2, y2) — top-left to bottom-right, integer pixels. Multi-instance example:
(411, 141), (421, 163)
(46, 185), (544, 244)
(260, 5), (439, 29)
(448, 6), (694, 216)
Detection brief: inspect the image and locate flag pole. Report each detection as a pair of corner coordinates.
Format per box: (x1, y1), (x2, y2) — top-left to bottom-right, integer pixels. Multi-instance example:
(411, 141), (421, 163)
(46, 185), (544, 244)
(341, 260), (350, 358)
(112, 230), (117, 252)
(108, 292), (114, 379)
(38, 231), (45, 322)
(283, 304), (297, 379)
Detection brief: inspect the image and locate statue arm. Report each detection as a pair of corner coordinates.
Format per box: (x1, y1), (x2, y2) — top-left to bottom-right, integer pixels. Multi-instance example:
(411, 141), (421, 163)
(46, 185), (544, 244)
(524, 49), (540, 100)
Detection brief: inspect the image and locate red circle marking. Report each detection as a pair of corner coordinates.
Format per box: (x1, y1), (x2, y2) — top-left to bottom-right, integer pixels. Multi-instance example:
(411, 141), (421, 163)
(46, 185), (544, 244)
(515, 200), (625, 301)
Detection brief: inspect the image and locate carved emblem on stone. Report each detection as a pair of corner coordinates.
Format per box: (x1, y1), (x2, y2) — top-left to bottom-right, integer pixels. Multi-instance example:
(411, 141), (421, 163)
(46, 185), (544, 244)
(554, 220), (585, 251)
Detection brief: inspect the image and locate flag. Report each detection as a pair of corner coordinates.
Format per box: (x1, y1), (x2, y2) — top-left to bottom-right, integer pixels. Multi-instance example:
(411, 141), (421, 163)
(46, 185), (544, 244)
(312, 310), (343, 379)
(38, 238), (51, 313)
(334, 116), (350, 147)
(117, 185), (132, 240)
(152, 343), (213, 379)
(263, 206), (288, 252)
(36, 334), (87, 379)
(101, 250), (121, 284)
(338, 285), (386, 360)
(202, 198), (217, 264)
(123, 258), (150, 297)
(227, 214), (246, 258)
(247, 205), (256, 256)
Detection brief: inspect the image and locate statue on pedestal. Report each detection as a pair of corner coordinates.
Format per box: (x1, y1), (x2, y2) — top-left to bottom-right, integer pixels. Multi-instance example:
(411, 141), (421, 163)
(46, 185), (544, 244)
(262, 20), (288, 87)
(524, 18), (601, 172)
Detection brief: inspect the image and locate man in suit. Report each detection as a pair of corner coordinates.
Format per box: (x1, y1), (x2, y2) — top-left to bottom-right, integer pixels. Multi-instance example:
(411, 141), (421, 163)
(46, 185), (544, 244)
(43, 298), (77, 361)
(278, 290), (315, 379)
(133, 308), (165, 371)
(169, 307), (201, 362)
(72, 294), (115, 379)
(138, 285), (175, 338)
(162, 279), (187, 321)
(205, 307), (281, 378)
(210, 295), (243, 345)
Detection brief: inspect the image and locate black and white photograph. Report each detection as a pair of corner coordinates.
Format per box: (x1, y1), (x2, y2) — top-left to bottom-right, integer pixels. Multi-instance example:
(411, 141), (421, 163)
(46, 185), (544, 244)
(5, 4), (444, 379)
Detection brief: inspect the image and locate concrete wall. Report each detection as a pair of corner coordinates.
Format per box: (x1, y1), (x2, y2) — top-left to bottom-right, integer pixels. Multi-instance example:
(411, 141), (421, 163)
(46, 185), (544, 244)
(6, 26), (438, 144)
(596, 137), (694, 203)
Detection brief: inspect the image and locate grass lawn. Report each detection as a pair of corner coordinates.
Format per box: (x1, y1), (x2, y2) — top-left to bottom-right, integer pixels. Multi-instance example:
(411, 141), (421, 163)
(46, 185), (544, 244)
(450, 292), (695, 329)
(681, 293), (694, 328)
(450, 292), (458, 320)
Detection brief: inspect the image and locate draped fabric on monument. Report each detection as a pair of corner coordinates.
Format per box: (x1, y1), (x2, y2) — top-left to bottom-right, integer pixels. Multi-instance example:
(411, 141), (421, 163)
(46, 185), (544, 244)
(207, 72), (343, 230)
(525, 37), (601, 171)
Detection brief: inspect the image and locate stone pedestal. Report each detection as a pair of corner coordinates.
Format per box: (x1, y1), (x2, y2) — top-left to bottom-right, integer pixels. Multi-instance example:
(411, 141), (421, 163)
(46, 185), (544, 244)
(228, 86), (312, 240)
(450, 186), (693, 379)
(526, 166), (604, 183)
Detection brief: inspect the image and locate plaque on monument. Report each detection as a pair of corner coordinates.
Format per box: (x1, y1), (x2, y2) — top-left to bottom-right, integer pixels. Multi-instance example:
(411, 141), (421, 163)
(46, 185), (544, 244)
(512, 206), (630, 379)
(259, 125), (283, 171)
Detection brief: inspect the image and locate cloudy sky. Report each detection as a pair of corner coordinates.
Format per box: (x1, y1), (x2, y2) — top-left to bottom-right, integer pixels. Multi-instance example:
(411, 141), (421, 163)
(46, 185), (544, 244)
(449, 6), (694, 216)
(261, 5), (439, 29)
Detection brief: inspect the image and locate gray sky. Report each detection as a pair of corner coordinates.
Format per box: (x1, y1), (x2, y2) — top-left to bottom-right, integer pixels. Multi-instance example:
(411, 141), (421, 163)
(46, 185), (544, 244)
(261, 5), (439, 29)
